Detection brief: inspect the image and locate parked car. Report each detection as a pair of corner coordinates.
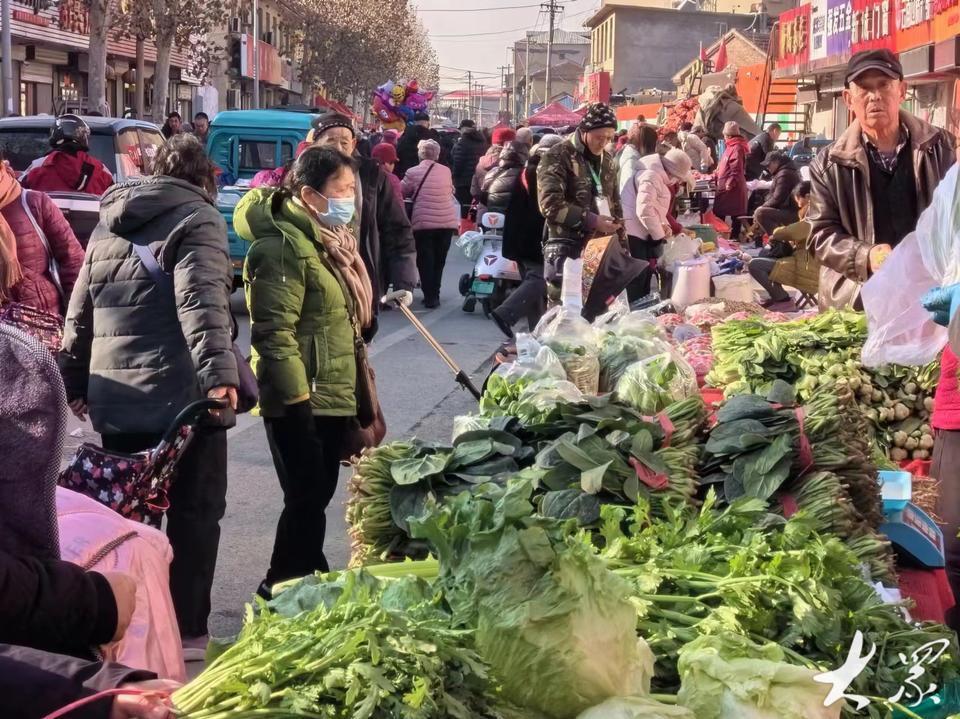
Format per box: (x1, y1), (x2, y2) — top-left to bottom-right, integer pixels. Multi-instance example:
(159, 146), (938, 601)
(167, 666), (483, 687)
(0, 115), (164, 246)
(206, 108), (320, 285)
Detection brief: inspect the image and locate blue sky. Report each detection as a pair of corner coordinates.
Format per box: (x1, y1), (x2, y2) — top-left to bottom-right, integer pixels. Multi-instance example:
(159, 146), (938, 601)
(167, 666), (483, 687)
(416, 0), (600, 92)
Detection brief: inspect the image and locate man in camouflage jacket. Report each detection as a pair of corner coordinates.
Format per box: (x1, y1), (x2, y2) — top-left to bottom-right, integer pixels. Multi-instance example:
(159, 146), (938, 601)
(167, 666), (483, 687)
(537, 103), (623, 299)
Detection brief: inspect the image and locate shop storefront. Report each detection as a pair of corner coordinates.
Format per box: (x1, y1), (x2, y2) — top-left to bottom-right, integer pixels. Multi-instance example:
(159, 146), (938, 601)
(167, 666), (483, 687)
(774, 0), (959, 137)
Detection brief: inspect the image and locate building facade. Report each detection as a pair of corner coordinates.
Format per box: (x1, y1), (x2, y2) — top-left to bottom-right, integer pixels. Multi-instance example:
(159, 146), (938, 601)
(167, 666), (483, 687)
(510, 30), (590, 117)
(773, 0), (957, 139)
(584, 2), (764, 93)
(3, 0), (198, 117)
(203, 0), (304, 114)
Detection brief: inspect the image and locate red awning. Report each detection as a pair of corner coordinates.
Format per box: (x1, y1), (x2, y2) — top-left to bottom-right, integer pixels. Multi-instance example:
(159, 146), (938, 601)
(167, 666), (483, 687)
(525, 101), (583, 126)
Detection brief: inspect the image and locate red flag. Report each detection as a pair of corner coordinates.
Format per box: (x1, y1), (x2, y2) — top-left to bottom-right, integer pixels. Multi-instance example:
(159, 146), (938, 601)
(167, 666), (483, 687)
(699, 42), (707, 62)
(714, 40), (728, 72)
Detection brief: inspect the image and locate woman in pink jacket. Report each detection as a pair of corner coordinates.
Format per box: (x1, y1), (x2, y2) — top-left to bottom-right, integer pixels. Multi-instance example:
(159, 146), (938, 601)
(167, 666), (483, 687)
(0, 154), (83, 318)
(402, 139), (459, 308)
(628, 148), (693, 299)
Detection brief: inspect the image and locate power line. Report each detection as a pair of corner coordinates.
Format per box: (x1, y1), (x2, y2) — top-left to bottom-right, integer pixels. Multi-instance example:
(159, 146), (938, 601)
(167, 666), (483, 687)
(430, 24), (543, 37)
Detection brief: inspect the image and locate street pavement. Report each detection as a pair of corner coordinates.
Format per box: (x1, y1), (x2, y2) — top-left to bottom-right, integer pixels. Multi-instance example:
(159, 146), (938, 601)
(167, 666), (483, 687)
(62, 248), (503, 638)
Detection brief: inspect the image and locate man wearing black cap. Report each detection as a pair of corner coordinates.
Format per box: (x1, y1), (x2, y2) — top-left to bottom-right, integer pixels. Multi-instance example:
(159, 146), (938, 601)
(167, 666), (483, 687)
(312, 112), (418, 330)
(451, 119), (488, 220)
(752, 149), (801, 236)
(808, 49), (955, 309)
(395, 112), (440, 179)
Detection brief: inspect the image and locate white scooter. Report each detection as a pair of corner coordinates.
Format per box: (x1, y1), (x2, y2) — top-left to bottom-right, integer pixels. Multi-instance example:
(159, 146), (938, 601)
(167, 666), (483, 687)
(458, 212), (522, 317)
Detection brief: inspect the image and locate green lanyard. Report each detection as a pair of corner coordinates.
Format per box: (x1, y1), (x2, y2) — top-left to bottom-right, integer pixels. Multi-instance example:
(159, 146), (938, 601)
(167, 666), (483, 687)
(588, 164), (603, 195)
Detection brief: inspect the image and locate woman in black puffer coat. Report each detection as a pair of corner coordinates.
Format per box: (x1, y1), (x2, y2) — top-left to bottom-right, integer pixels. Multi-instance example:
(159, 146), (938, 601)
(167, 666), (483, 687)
(478, 141), (530, 217)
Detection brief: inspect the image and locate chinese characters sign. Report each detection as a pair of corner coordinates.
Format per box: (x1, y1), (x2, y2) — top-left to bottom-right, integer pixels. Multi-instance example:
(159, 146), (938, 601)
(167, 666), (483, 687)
(779, 4), (812, 68)
(851, 0), (896, 51)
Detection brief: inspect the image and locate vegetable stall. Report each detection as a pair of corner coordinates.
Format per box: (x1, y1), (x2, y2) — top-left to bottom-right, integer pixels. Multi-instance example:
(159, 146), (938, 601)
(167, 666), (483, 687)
(173, 303), (960, 719)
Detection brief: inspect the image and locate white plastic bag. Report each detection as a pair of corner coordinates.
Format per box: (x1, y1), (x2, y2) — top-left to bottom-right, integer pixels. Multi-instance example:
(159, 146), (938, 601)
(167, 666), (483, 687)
(861, 234), (948, 367)
(534, 306), (601, 394)
(862, 164), (959, 366)
(662, 233), (701, 270)
(455, 230), (484, 261)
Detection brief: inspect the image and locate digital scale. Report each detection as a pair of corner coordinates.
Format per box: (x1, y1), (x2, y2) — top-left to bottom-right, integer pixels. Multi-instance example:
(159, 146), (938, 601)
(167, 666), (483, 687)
(878, 470), (945, 569)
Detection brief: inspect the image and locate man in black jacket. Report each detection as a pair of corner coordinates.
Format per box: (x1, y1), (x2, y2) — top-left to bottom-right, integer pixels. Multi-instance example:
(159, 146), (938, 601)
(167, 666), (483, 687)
(451, 119), (488, 219)
(478, 141), (529, 216)
(752, 150), (802, 234)
(312, 113), (418, 327)
(746, 122), (782, 180)
(395, 112), (440, 179)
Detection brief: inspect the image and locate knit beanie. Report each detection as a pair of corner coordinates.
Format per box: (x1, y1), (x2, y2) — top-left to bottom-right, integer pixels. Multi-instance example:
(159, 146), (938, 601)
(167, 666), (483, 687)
(312, 112), (356, 138)
(579, 102), (618, 132)
(371, 142), (398, 164)
(723, 120), (741, 137)
(492, 127), (517, 146)
(660, 148), (694, 185)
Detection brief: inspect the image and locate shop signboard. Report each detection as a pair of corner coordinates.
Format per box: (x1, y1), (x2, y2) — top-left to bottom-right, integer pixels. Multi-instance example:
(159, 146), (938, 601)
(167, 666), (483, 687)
(850, 0), (896, 51)
(778, 4), (812, 68)
(240, 34), (284, 86)
(827, 0), (854, 56)
(933, 0), (960, 42)
(811, 0), (831, 60)
(896, 0), (934, 50)
(578, 71), (611, 104)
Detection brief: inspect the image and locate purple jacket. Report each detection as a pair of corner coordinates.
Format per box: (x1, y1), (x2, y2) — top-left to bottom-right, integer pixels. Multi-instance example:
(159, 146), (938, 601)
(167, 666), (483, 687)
(401, 160), (459, 232)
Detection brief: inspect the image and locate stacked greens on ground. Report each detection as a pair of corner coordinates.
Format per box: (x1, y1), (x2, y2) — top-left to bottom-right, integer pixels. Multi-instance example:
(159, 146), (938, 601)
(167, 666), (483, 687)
(699, 385), (894, 581)
(707, 310), (939, 461)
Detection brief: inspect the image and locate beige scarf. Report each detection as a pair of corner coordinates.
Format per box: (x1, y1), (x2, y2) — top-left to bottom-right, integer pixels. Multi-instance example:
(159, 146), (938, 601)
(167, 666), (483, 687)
(299, 201), (374, 329)
(0, 166), (23, 302)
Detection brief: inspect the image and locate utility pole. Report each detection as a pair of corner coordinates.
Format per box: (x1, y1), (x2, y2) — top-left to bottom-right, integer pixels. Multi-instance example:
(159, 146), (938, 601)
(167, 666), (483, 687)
(505, 64), (512, 121)
(541, 0), (560, 105)
(252, 0), (260, 109)
(477, 83), (484, 126)
(498, 64), (509, 114)
(1, 0), (13, 116)
(466, 70), (472, 122)
(524, 36), (532, 119)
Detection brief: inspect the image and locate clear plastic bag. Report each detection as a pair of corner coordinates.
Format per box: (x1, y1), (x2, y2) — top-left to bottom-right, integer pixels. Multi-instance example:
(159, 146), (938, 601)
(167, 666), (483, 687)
(614, 351), (698, 414)
(534, 306), (601, 394)
(662, 233), (701, 270)
(455, 230), (484, 261)
(598, 313), (674, 392)
(494, 334), (567, 383)
(517, 376), (585, 410)
(861, 232), (948, 367)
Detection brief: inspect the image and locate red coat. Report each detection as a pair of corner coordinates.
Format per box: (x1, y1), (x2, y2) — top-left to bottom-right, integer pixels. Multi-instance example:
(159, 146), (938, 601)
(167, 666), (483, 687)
(21, 150), (113, 196)
(713, 135), (749, 219)
(2, 190), (84, 316)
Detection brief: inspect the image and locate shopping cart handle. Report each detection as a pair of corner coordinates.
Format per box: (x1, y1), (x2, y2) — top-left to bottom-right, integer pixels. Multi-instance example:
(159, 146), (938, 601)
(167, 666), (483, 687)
(381, 290), (413, 308)
(159, 398), (230, 446)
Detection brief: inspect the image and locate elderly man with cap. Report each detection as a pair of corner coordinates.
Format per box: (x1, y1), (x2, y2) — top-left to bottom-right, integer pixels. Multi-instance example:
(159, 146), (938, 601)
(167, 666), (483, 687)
(312, 112), (418, 330)
(395, 112), (440, 179)
(451, 119), (487, 220)
(713, 120), (749, 239)
(809, 48), (954, 309)
(537, 102), (623, 298)
(751, 149), (801, 236)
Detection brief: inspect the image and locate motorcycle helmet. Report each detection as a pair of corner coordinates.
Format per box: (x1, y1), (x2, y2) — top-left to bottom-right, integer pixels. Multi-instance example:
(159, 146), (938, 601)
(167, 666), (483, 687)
(50, 114), (91, 151)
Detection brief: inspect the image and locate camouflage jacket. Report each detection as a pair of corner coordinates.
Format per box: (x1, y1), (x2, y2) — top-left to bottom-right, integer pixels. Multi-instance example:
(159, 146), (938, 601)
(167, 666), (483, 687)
(536, 132), (622, 252)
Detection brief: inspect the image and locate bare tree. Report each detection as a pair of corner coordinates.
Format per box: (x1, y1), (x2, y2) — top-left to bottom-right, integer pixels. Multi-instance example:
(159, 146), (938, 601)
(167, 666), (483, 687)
(85, 0), (113, 114)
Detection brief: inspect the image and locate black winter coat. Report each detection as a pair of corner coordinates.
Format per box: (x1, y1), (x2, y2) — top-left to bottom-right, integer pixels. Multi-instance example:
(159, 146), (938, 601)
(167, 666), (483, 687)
(0, 644), (154, 719)
(746, 131), (774, 180)
(451, 129), (488, 189)
(502, 154), (546, 265)
(0, 551), (117, 658)
(395, 125), (440, 179)
(357, 156), (418, 326)
(60, 177), (239, 435)
(762, 159), (801, 211)
(480, 144), (530, 214)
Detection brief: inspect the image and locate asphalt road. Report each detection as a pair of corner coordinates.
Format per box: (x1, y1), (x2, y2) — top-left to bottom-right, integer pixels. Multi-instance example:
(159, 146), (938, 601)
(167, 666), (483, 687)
(62, 248), (502, 638)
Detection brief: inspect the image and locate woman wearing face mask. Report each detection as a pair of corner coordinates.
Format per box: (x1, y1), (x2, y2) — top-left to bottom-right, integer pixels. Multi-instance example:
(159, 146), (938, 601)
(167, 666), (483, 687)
(234, 147), (371, 593)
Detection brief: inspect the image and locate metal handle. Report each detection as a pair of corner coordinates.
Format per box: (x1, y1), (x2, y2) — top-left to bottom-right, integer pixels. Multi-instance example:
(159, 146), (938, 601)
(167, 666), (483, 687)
(159, 397), (228, 446)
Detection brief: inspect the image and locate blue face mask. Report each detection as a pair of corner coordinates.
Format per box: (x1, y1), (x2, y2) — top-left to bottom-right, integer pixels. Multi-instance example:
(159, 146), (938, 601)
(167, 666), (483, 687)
(314, 194), (356, 227)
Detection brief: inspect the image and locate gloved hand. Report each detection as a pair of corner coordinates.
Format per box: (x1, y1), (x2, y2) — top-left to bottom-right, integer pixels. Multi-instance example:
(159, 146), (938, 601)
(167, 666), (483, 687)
(921, 283), (960, 327)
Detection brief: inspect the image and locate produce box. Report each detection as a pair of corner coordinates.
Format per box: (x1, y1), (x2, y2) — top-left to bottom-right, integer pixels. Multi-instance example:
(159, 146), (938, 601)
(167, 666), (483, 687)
(686, 223), (718, 245)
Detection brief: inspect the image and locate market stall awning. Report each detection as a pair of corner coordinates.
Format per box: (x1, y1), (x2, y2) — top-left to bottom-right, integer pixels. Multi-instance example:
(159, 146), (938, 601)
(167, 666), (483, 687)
(525, 102), (584, 126)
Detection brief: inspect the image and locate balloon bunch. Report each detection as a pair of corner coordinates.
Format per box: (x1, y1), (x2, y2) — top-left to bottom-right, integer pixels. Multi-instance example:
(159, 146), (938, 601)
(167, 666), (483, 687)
(372, 79), (434, 129)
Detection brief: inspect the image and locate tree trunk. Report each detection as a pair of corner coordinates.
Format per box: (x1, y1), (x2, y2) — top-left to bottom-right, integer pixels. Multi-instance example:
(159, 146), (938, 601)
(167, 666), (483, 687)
(135, 35), (145, 119)
(86, 0), (111, 115)
(151, 27), (175, 124)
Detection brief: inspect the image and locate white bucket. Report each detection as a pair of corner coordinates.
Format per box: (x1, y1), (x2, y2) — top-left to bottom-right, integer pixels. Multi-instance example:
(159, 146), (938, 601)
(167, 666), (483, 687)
(671, 258), (711, 309)
(713, 273), (756, 304)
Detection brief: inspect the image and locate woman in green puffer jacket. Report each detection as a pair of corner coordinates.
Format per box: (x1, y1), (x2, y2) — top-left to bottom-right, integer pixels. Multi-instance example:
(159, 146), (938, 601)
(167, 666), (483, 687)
(234, 147), (373, 592)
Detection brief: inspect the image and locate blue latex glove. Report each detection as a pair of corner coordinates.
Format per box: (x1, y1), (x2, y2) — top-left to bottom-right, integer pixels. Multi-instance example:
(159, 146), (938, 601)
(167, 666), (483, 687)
(921, 283), (960, 326)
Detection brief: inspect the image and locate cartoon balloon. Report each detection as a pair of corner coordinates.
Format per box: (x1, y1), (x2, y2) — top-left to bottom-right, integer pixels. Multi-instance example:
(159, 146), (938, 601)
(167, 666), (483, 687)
(405, 78), (419, 97)
(389, 84), (405, 109)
